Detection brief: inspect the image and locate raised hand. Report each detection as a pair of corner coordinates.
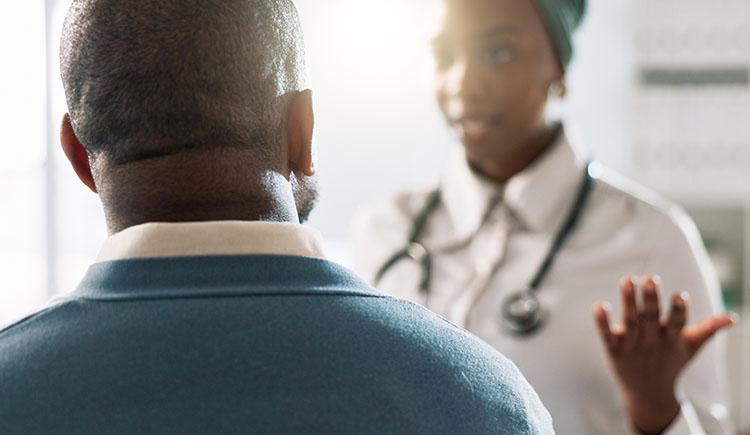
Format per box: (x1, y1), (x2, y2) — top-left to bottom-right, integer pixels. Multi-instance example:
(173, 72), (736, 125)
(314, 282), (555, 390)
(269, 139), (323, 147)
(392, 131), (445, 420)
(592, 276), (736, 435)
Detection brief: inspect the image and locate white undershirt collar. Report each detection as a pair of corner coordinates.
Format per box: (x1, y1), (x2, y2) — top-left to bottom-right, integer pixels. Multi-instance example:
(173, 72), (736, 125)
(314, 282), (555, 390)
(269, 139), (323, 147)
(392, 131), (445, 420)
(95, 221), (327, 263)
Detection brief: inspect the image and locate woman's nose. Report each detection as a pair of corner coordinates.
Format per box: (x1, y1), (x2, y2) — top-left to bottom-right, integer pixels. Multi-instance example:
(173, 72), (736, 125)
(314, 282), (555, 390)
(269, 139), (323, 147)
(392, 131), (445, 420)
(443, 57), (488, 103)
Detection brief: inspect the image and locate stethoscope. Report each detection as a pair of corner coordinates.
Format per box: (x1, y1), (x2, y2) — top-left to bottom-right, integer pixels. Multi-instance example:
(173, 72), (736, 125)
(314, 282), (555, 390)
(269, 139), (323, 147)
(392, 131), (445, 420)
(374, 162), (597, 337)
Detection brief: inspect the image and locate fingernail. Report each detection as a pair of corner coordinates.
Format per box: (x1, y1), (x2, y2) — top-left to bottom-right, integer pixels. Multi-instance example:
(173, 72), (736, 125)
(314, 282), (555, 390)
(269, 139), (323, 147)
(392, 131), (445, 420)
(680, 292), (690, 302)
(652, 275), (662, 286)
(729, 312), (741, 324)
(602, 302), (612, 312)
(623, 284), (634, 296)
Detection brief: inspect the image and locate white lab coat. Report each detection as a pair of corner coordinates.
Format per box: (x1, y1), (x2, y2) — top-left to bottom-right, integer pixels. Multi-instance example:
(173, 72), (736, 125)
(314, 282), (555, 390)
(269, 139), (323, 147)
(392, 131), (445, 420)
(351, 133), (732, 434)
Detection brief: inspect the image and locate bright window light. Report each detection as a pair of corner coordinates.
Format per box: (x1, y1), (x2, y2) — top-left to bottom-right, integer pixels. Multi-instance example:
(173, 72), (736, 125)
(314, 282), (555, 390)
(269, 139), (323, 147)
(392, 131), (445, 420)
(0, 2), (48, 324)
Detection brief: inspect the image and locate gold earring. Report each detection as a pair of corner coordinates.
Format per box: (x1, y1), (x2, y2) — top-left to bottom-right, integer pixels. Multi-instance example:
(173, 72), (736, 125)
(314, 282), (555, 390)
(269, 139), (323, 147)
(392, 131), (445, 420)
(550, 81), (567, 98)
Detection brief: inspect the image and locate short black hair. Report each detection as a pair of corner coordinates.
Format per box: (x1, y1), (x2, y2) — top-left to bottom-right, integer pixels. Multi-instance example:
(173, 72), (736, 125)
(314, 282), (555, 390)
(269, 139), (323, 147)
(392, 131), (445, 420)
(61, 0), (307, 165)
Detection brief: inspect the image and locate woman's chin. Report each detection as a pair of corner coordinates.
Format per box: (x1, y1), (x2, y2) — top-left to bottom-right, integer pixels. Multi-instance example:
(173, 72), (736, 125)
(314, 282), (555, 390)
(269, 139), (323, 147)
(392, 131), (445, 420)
(460, 134), (508, 162)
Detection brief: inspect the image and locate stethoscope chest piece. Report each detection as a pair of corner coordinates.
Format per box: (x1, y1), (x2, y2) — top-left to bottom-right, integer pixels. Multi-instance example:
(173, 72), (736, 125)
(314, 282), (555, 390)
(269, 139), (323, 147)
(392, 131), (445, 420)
(501, 290), (546, 337)
(376, 162), (596, 338)
(406, 242), (429, 263)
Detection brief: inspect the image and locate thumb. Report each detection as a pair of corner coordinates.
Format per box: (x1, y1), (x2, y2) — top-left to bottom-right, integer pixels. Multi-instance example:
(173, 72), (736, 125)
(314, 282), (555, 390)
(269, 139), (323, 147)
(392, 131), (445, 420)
(684, 314), (737, 357)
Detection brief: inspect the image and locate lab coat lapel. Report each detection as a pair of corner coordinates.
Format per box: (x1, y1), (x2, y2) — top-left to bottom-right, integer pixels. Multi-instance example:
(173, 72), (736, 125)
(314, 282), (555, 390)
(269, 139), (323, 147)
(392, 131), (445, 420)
(440, 147), (504, 242)
(504, 133), (591, 234)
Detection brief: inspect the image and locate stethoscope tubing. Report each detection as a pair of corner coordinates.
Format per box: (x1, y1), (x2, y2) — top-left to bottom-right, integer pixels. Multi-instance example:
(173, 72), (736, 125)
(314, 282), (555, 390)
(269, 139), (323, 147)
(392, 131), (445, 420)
(374, 162), (597, 336)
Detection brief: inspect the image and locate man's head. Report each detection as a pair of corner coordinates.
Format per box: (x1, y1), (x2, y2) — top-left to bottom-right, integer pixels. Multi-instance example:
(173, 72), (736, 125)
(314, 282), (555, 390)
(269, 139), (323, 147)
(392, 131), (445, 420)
(60, 0), (318, 233)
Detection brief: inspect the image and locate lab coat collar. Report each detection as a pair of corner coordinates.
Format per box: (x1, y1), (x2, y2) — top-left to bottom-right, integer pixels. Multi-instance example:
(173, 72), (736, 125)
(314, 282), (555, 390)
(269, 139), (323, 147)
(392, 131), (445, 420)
(441, 130), (590, 237)
(440, 148), (504, 241)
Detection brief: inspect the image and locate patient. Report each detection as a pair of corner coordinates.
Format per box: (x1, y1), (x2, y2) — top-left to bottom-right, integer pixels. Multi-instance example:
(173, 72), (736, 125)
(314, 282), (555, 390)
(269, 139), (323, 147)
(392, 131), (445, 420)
(0, 0), (553, 433)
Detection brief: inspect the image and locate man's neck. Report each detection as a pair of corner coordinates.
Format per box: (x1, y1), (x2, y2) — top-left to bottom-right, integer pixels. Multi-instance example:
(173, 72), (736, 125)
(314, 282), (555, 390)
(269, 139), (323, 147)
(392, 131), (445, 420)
(94, 150), (300, 235)
(103, 198), (300, 236)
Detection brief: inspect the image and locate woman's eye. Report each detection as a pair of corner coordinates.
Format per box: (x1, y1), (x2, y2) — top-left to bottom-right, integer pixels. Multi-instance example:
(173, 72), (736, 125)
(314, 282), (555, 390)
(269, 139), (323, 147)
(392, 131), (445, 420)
(487, 47), (514, 64)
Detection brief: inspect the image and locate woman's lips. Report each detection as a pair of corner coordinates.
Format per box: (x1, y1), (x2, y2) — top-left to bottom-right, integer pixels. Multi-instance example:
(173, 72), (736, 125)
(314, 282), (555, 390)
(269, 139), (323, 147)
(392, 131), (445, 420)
(452, 119), (500, 144)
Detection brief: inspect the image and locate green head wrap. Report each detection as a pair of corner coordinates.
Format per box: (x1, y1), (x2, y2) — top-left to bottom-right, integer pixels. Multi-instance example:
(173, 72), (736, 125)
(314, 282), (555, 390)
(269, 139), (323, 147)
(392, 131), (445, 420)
(534, 0), (587, 69)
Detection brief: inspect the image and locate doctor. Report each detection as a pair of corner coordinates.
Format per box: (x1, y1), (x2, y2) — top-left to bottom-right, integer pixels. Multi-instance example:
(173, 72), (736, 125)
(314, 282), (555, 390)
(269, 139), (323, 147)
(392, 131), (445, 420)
(351, 0), (736, 433)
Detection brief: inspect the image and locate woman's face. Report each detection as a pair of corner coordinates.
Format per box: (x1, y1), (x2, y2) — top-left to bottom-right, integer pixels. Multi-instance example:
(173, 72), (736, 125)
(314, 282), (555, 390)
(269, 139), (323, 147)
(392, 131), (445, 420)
(434, 0), (563, 165)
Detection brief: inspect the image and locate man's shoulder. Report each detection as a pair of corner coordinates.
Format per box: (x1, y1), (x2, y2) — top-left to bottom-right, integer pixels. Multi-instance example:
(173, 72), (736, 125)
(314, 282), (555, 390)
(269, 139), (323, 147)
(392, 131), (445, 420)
(0, 281), (553, 434)
(0, 275), (507, 369)
(336, 296), (555, 433)
(0, 299), (77, 337)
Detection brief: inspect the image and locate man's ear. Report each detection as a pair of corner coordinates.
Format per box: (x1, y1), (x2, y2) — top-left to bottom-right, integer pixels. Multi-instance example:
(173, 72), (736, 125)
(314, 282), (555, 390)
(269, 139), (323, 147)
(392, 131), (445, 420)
(287, 89), (315, 177)
(60, 114), (97, 193)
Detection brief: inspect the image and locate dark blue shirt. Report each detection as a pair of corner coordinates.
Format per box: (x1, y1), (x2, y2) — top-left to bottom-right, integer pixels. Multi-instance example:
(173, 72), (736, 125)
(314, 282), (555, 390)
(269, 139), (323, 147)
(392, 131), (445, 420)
(0, 255), (553, 434)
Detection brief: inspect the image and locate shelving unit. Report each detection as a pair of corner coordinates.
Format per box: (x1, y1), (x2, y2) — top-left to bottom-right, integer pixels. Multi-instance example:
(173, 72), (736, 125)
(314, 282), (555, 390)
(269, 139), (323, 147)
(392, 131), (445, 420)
(633, 0), (750, 429)
(633, 0), (750, 305)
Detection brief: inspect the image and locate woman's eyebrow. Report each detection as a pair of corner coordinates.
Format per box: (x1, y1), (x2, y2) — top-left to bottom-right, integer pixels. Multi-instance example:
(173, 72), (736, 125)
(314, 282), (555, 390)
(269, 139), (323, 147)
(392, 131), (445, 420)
(433, 25), (520, 43)
(432, 25), (520, 47)
(480, 26), (520, 39)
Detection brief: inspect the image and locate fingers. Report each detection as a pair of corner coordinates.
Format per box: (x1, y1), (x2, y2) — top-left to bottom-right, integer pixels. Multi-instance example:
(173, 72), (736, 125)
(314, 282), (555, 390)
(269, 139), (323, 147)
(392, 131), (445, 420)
(593, 302), (617, 352)
(620, 276), (638, 336)
(665, 292), (689, 341)
(639, 276), (662, 348)
(684, 314), (737, 357)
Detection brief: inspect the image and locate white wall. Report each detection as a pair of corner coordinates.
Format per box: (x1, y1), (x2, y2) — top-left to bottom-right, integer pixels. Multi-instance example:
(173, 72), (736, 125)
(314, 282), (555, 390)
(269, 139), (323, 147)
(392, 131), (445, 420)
(0, 1), (50, 323)
(295, 0), (450, 249)
(297, 0), (637, 251)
